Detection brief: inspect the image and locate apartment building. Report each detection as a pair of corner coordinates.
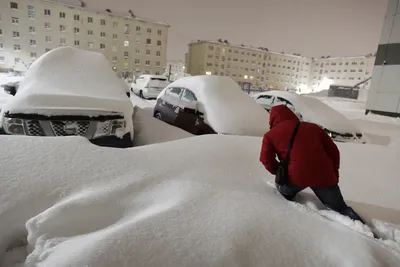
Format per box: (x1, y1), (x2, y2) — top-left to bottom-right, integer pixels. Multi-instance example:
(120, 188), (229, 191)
(187, 40), (374, 93)
(0, 0), (169, 76)
(309, 55), (375, 92)
(165, 60), (186, 81)
(187, 40), (312, 91)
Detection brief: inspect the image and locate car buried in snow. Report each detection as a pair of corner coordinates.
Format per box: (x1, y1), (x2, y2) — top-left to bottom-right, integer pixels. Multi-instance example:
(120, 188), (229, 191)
(0, 47), (134, 148)
(131, 75), (170, 99)
(251, 90), (366, 143)
(153, 75), (269, 136)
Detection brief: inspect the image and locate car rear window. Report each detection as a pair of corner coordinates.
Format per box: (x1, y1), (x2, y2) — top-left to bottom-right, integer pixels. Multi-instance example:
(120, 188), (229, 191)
(148, 78), (169, 88)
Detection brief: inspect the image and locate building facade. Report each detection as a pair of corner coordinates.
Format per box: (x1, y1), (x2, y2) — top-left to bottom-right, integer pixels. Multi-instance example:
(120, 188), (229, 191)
(165, 60), (186, 81)
(187, 40), (375, 94)
(366, 0), (400, 117)
(0, 0), (169, 76)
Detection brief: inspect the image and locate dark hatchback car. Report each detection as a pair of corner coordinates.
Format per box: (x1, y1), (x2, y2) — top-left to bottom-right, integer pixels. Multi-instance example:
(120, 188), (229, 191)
(153, 87), (215, 135)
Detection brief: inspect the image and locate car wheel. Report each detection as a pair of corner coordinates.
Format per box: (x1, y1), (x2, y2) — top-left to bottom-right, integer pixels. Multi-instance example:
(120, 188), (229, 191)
(139, 90), (145, 99)
(154, 112), (162, 120)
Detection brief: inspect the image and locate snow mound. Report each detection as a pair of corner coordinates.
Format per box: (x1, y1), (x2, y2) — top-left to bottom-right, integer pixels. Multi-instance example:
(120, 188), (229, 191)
(158, 75), (269, 136)
(132, 106), (193, 146)
(1, 135), (400, 266)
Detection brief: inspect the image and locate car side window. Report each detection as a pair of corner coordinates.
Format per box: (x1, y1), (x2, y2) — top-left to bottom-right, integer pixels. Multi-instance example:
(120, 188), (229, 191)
(277, 96), (293, 107)
(181, 89), (197, 102)
(257, 95), (272, 100)
(167, 87), (182, 97)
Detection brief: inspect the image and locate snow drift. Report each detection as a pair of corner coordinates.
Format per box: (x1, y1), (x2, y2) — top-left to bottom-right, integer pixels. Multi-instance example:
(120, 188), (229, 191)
(0, 135), (399, 266)
(158, 75), (270, 136)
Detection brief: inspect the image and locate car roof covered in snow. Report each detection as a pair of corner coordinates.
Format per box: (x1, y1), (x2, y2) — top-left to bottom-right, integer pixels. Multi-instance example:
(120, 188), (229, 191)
(159, 75), (269, 136)
(253, 90), (361, 134)
(2, 47), (133, 119)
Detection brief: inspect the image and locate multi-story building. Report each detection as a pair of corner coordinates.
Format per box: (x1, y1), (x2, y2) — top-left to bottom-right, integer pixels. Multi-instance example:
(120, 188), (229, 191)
(309, 55), (375, 92)
(0, 0), (169, 76)
(186, 40), (375, 93)
(165, 60), (186, 81)
(187, 40), (312, 91)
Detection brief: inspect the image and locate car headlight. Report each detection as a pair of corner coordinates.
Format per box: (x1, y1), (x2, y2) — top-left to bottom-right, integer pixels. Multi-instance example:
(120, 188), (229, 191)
(3, 118), (26, 135)
(93, 119), (126, 138)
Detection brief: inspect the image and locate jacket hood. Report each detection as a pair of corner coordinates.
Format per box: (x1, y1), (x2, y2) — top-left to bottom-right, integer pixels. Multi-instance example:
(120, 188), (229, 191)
(269, 105), (299, 128)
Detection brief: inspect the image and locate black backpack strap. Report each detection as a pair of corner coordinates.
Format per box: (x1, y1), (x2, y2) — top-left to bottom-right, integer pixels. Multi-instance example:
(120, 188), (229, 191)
(284, 121), (301, 165)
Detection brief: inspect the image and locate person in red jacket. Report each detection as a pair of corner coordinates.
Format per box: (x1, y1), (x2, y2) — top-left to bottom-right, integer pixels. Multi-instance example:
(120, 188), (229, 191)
(260, 105), (365, 223)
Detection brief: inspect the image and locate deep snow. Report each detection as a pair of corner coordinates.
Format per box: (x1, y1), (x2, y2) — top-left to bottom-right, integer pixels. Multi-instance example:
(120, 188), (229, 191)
(0, 134), (399, 266)
(157, 75), (270, 136)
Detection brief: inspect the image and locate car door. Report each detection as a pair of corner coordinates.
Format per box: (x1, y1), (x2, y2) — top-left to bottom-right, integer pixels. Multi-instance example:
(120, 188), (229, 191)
(160, 87), (183, 124)
(175, 88), (199, 134)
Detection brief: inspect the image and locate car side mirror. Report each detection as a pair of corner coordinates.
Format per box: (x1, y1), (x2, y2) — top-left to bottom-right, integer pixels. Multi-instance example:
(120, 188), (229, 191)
(3, 84), (17, 96)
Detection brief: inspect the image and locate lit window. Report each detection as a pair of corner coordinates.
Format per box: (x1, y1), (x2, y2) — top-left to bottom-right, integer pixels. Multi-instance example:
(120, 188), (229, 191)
(88, 17), (93, 23)
(124, 41), (129, 47)
(29, 26), (35, 33)
(45, 22), (51, 30)
(12, 17), (19, 24)
(44, 9), (51, 16)
(74, 15), (80, 21)
(88, 42), (93, 48)
(100, 19), (106, 26)
(28, 6), (35, 18)
(31, 52), (37, 58)
(14, 44), (21, 51)
(60, 25), (66, 32)
(30, 39), (36, 46)
(13, 31), (20, 38)
(10, 2), (18, 9)
(100, 32), (106, 38)
(147, 28), (151, 33)
(60, 12), (66, 18)
(100, 44), (105, 50)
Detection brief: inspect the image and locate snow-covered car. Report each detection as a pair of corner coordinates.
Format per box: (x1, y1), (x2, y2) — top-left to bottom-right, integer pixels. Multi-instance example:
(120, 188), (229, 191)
(154, 75), (269, 136)
(252, 90), (365, 143)
(0, 47), (134, 148)
(131, 75), (170, 99)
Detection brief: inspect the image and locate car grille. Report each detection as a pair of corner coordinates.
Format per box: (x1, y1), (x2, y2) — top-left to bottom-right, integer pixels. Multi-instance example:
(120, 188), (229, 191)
(50, 121), (90, 136)
(26, 120), (45, 136)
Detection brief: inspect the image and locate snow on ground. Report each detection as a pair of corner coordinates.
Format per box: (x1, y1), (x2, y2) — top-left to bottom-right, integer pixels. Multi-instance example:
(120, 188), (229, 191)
(0, 134), (400, 266)
(158, 75), (269, 136)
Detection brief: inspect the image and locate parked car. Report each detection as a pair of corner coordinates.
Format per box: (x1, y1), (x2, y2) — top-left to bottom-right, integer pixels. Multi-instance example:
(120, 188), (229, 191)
(252, 90), (365, 143)
(0, 47), (134, 148)
(131, 75), (170, 99)
(0, 80), (22, 134)
(154, 75), (269, 136)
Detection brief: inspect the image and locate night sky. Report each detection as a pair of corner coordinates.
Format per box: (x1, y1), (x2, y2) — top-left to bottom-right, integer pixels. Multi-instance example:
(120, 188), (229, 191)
(81, 0), (387, 60)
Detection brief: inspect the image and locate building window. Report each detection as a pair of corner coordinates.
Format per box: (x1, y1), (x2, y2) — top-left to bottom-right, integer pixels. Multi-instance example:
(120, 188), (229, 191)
(12, 17), (19, 24)
(45, 36), (51, 42)
(44, 9), (51, 16)
(124, 40), (129, 47)
(0, 29), (2, 36)
(136, 26), (141, 31)
(157, 40), (162, 46)
(113, 34), (118, 39)
(157, 29), (162, 35)
(60, 25), (66, 32)
(112, 56), (117, 62)
(45, 48), (51, 52)
(74, 15), (80, 21)
(124, 52), (128, 58)
(135, 59), (140, 64)
(146, 50), (150, 55)
(88, 30), (93, 35)
(0, 56), (4, 63)
(135, 49), (140, 54)
(13, 31), (20, 38)
(146, 39), (151, 45)
(88, 42), (93, 48)
(28, 6), (35, 18)
(124, 24), (130, 34)
(145, 60), (150, 65)
(100, 44), (105, 50)
(29, 26), (36, 33)
(14, 44), (21, 51)
(10, 2), (18, 9)
(88, 17), (93, 23)
(156, 51), (161, 56)
(100, 19), (106, 26)
(74, 40), (80, 47)
(45, 22), (51, 30)
(30, 39), (36, 46)
(113, 21), (118, 28)
(156, 62), (160, 66)
(136, 37), (140, 44)
(60, 37), (66, 45)
(0, 42), (3, 50)
(112, 45), (117, 52)
(31, 52), (37, 58)
(100, 32), (106, 38)
(147, 28), (151, 33)
(60, 12), (66, 18)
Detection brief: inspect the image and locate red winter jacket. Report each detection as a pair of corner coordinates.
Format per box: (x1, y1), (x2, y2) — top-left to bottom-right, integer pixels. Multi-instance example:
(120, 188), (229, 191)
(260, 105), (340, 187)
